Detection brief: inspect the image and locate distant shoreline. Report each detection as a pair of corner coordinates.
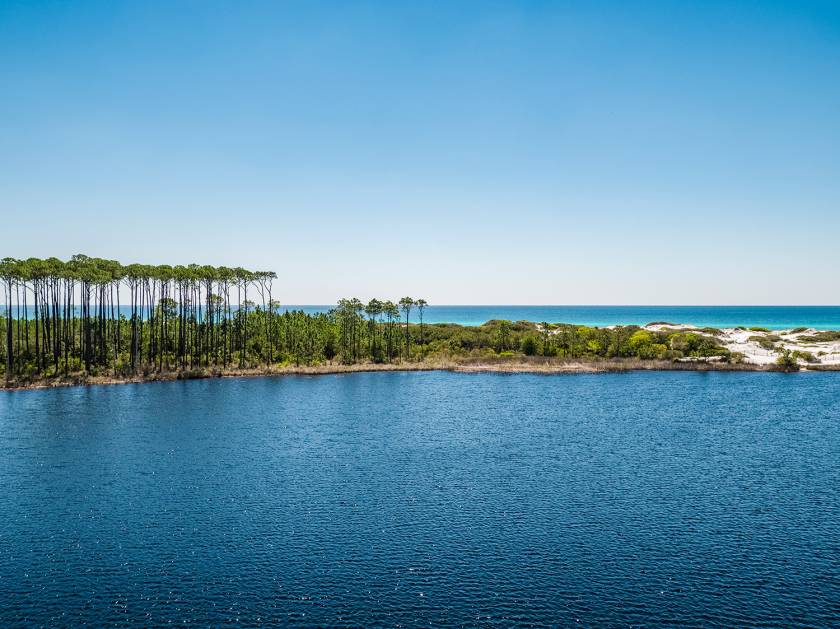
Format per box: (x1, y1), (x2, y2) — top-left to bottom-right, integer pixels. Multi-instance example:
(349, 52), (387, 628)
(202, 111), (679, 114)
(5, 356), (837, 392)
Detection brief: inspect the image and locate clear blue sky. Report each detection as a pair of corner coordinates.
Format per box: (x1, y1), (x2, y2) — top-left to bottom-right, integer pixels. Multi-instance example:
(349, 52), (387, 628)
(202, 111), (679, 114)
(2, 1), (839, 304)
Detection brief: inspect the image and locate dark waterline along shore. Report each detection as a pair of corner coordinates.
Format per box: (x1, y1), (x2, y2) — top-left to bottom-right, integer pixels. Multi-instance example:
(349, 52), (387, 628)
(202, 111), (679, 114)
(5, 356), (835, 392)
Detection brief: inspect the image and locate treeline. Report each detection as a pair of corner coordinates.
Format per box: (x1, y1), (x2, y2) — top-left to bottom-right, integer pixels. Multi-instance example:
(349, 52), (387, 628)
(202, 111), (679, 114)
(1, 255), (733, 384)
(0, 255), (430, 381)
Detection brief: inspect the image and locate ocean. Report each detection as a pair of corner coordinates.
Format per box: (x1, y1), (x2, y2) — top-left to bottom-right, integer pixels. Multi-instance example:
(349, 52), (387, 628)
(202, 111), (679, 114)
(9, 304), (840, 329)
(286, 304), (840, 329)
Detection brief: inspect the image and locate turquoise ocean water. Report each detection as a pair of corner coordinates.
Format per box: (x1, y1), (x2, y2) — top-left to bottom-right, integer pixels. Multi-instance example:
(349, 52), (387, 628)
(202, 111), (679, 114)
(11, 305), (840, 329)
(286, 305), (840, 329)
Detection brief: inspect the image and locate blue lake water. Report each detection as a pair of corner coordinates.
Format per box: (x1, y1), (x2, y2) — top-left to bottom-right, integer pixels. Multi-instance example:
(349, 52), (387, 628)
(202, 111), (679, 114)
(1, 371), (839, 627)
(286, 305), (840, 329)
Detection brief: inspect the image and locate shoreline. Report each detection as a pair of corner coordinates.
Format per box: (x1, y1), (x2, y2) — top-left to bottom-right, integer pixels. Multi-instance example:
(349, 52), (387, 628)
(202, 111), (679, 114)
(4, 358), (835, 392)
(6, 322), (840, 392)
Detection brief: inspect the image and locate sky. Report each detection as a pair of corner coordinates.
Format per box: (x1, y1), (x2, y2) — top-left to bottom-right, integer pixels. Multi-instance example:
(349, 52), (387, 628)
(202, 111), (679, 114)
(1, 0), (839, 304)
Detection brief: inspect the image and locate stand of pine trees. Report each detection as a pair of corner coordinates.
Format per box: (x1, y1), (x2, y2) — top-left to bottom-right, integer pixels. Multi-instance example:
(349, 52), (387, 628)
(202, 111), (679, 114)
(0, 255), (427, 382)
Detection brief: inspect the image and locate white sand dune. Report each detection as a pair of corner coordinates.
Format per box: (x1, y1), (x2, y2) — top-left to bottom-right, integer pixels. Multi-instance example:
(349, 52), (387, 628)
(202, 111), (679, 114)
(540, 322), (840, 367)
(644, 324), (840, 367)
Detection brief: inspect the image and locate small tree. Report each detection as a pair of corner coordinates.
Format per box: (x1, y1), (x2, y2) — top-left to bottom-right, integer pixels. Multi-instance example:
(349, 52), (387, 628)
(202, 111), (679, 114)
(399, 297), (413, 360)
(495, 321), (511, 353)
(776, 349), (800, 372)
(540, 322), (551, 356)
(520, 335), (538, 356)
(415, 299), (427, 347)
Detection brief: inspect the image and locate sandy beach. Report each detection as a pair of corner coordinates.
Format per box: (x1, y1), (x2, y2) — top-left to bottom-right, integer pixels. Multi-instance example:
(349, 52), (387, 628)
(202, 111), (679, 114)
(641, 323), (840, 366)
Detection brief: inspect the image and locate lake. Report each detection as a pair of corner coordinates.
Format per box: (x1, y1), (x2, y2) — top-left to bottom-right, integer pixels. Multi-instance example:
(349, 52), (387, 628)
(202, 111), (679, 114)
(1, 372), (838, 627)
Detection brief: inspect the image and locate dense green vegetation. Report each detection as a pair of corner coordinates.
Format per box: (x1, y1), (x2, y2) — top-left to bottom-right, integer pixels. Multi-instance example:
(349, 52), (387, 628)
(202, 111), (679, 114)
(799, 330), (840, 343)
(1, 255), (738, 385)
(0, 255), (429, 382)
(776, 350), (800, 372)
(417, 321), (730, 362)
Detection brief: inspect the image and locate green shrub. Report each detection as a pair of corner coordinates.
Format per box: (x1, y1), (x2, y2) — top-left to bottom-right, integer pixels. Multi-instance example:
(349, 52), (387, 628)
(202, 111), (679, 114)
(669, 333), (690, 353)
(799, 331), (840, 343)
(668, 332), (724, 357)
(520, 335), (539, 356)
(749, 335), (777, 351)
(791, 350), (818, 364)
(728, 351), (746, 364)
(776, 350), (800, 371)
(628, 330), (654, 355)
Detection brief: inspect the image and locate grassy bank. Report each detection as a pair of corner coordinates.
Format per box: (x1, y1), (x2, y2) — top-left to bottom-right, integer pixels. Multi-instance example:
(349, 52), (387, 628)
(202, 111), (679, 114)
(4, 354), (825, 391)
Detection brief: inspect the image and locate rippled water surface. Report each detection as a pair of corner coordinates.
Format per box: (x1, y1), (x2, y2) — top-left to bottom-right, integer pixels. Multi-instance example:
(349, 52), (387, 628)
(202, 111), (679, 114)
(1, 372), (839, 627)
